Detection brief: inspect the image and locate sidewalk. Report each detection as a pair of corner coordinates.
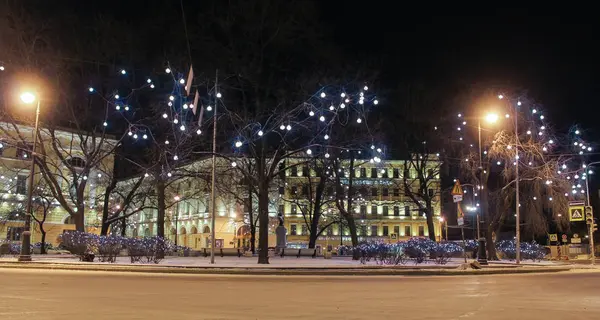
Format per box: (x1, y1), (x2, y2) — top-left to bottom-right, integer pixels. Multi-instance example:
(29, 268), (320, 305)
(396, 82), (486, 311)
(0, 254), (581, 276)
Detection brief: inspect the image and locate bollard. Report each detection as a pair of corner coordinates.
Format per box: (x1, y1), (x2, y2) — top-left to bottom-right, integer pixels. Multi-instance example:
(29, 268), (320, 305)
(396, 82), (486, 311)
(477, 237), (488, 265)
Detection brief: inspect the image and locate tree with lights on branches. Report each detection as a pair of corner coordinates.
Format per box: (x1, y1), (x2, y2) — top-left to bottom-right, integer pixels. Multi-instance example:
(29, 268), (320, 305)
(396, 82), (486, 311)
(456, 93), (592, 260)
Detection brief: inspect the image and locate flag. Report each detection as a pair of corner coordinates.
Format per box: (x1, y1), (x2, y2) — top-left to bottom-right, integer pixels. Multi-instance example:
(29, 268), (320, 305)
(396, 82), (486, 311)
(184, 65), (194, 96)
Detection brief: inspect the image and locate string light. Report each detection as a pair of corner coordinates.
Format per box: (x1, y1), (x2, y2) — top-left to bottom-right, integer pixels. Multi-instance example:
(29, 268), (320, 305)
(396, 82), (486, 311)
(309, 111), (315, 116)
(103, 122), (107, 127)
(173, 155), (179, 160)
(147, 79), (152, 83)
(280, 124), (286, 130)
(179, 125), (185, 131)
(163, 113), (168, 118)
(196, 129), (202, 135)
(235, 141), (243, 148)
(216, 93), (222, 98)
(356, 118), (362, 123)
(165, 68), (171, 73)
(120, 69), (127, 75)
(142, 134), (148, 139)
(165, 140), (169, 145)
(286, 124), (292, 131)
(374, 100), (379, 105)
(320, 116), (326, 122)
(173, 119), (179, 124)
(88, 87), (94, 93)
(306, 149), (312, 155)
(169, 95), (175, 101)
(207, 105), (213, 111)
(114, 94), (120, 99)
(258, 130), (263, 136)
(179, 79), (185, 84)
(231, 161), (237, 167)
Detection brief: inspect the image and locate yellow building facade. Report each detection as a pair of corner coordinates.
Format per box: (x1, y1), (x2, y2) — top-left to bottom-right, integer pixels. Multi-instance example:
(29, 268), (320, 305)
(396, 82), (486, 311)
(0, 122), (116, 246)
(124, 156), (442, 249)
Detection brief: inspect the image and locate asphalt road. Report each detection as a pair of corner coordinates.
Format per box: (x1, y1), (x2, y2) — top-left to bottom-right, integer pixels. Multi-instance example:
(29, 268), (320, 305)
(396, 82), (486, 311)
(0, 269), (599, 319)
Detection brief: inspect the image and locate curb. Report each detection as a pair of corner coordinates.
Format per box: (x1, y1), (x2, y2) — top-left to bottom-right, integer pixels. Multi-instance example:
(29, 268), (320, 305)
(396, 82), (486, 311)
(0, 262), (574, 276)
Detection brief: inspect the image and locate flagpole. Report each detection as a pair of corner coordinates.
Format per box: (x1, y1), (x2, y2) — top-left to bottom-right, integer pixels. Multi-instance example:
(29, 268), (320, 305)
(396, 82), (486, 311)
(210, 70), (218, 264)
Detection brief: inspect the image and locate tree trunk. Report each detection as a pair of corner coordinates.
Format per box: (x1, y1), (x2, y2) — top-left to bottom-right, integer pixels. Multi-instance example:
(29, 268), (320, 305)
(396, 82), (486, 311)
(120, 216), (127, 237)
(308, 213), (320, 249)
(247, 183), (256, 254)
(156, 179), (166, 238)
(40, 229), (47, 254)
(425, 204), (436, 241)
(74, 212), (85, 232)
(481, 186), (497, 259)
(100, 180), (117, 236)
(346, 215), (360, 260)
(257, 188), (270, 264)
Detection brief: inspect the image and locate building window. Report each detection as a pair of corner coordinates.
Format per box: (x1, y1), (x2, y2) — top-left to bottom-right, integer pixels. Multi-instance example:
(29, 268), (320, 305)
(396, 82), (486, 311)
(382, 169), (388, 178)
(428, 188), (435, 197)
(370, 168), (377, 178)
(290, 224), (297, 236)
(427, 169), (434, 178)
(419, 226), (425, 237)
(360, 205), (367, 217)
(383, 206), (389, 216)
(360, 225), (367, 236)
(327, 227), (333, 236)
(6, 227), (25, 241)
(393, 168), (400, 178)
(16, 144), (32, 159)
(301, 224), (307, 236)
(205, 198), (210, 212)
(301, 185), (308, 196)
(393, 188), (400, 197)
(371, 205), (377, 215)
(370, 225), (378, 236)
(394, 225), (400, 235)
(300, 204), (307, 214)
(291, 205), (297, 214)
(371, 188), (377, 197)
(279, 163), (286, 179)
(16, 174), (27, 195)
(383, 226), (389, 236)
(279, 186), (284, 195)
(405, 225), (411, 237)
(403, 168), (409, 179)
(394, 206), (400, 216)
(404, 206), (410, 216)
(360, 167), (366, 177)
(291, 186), (297, 195)
(279, 204), (284, 214)
(382, 188), (389, 197)
(291, 167), (298, 176)
(405, 187), (411, 196)
(302, 166), (309, 176)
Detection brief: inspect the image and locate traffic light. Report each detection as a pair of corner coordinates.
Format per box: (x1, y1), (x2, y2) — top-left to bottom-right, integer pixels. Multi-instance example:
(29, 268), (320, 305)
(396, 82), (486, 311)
(586, 206), (594, 224)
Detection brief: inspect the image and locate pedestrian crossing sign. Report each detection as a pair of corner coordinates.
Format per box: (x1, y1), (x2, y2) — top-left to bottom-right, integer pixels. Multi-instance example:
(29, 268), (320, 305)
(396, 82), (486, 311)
(569, 205), (585, 222)
(451, 180), (463, 196)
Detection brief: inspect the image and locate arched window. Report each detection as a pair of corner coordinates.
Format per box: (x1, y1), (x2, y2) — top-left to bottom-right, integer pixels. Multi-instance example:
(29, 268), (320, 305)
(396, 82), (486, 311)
(144, 228), (151, 237)
(65, 157), (86, 169)
(203, 226), (210, 234)
(180, 227), (187, 235)
(190, 226), (198, 234)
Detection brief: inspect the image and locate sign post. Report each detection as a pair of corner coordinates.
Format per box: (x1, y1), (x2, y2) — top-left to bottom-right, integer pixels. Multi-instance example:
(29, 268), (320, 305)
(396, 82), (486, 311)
(452, 180), (467, 263)
(586, 206), (596, 265)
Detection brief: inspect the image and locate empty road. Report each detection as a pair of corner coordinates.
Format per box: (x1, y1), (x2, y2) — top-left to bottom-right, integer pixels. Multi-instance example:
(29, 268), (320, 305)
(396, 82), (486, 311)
(0, 268), (598, 319)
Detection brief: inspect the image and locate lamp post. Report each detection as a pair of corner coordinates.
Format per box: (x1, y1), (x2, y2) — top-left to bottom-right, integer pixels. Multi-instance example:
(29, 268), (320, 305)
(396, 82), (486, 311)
(18, 91), (40, 262)
(584, 162), (599, 264)
(476, 113), (498, 241)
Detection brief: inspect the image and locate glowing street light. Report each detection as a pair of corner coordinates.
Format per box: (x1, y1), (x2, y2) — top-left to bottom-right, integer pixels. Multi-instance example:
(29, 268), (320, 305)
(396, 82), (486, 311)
(484, 113), (499, 123)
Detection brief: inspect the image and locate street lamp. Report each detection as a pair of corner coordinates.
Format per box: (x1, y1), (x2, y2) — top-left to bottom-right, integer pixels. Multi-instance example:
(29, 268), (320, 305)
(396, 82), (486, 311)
(18, 91), (41, 262)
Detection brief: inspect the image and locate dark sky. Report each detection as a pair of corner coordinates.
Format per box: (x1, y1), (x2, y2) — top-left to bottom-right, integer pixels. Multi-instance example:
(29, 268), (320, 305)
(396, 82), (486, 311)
(321, 4), (599, 135)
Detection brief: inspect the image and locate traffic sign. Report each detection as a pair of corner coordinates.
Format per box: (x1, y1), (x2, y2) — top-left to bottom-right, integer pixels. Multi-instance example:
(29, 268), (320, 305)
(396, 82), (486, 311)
(453, 194), (463, 203)
(549, 234), (558, 242)
(561, 234), (568, 243)
(571, 238), (582, 244)
(390, 233), (398, 240)
(457, 217), (464, 226)
(451, 180), (463, 196)
(569, 205), (585, 222)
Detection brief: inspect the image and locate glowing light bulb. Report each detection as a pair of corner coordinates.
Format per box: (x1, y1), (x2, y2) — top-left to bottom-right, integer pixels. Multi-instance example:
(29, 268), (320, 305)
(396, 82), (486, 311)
(88, 87), (94, 92)
(150, 84), (155, 89)
(128, 131), (133, 136)
(320, 92), (326, 98)
(377, 148), (382, 153)
(173, 119), (179, 124)
(306, 149), (312, 155)
(167, 172), (172, 177)
(319, 116), (325, 122)
(147, 79), (152, 83)
(498, 94), (504, 99)
(163, 113), (168, 119)
(114, 94), (120, 99)
(124, 106), (129, 111)
(196, 129), (202, 135)
(144, 173), (149, 178)
(505, 114), (510, 118)
(169, 95), (175, 101)
(540, 115), (545, 120)
(356, 118), (362, 123)
(165, 140), (169, 145)
(165, 68), (171, 73)
(325, 153), (330, 158)
(235, 141), (243, 148)
(183, 104), (188, 109)
(216, 92), (222, 98)
(341, 93), (346, 97)
(116, 105), (121, 110)
(532, 109), (537, 114)
(173, 155), (178, 160)
(345, 98), (349, 103)
(373, 99), (379, 105)
(329, 105), (335, 111)
(286, 124), (292, 131)
(309, 111), (315, 116)
(324, 134), (329, 140)
(340, 103), (346, 109)
(575, 130), (580, 135)
(179, 79), (185, 84)
(258, 130), (263, 136)
(103, 122), (107, 127)
(526, 130), (531, 135)
(517, 101), (522, 106)
(364, 86), (369, 91)
(121, 69), (126, 75)
(231, 162), (237, 167)
(549, 140), (554, 144)
(280, 124), (286, 130)
(207, 106), (213, 111)
(133, 134), (138, 139)
(180, 125), (185, 131)
(143, 134), (148, 139)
